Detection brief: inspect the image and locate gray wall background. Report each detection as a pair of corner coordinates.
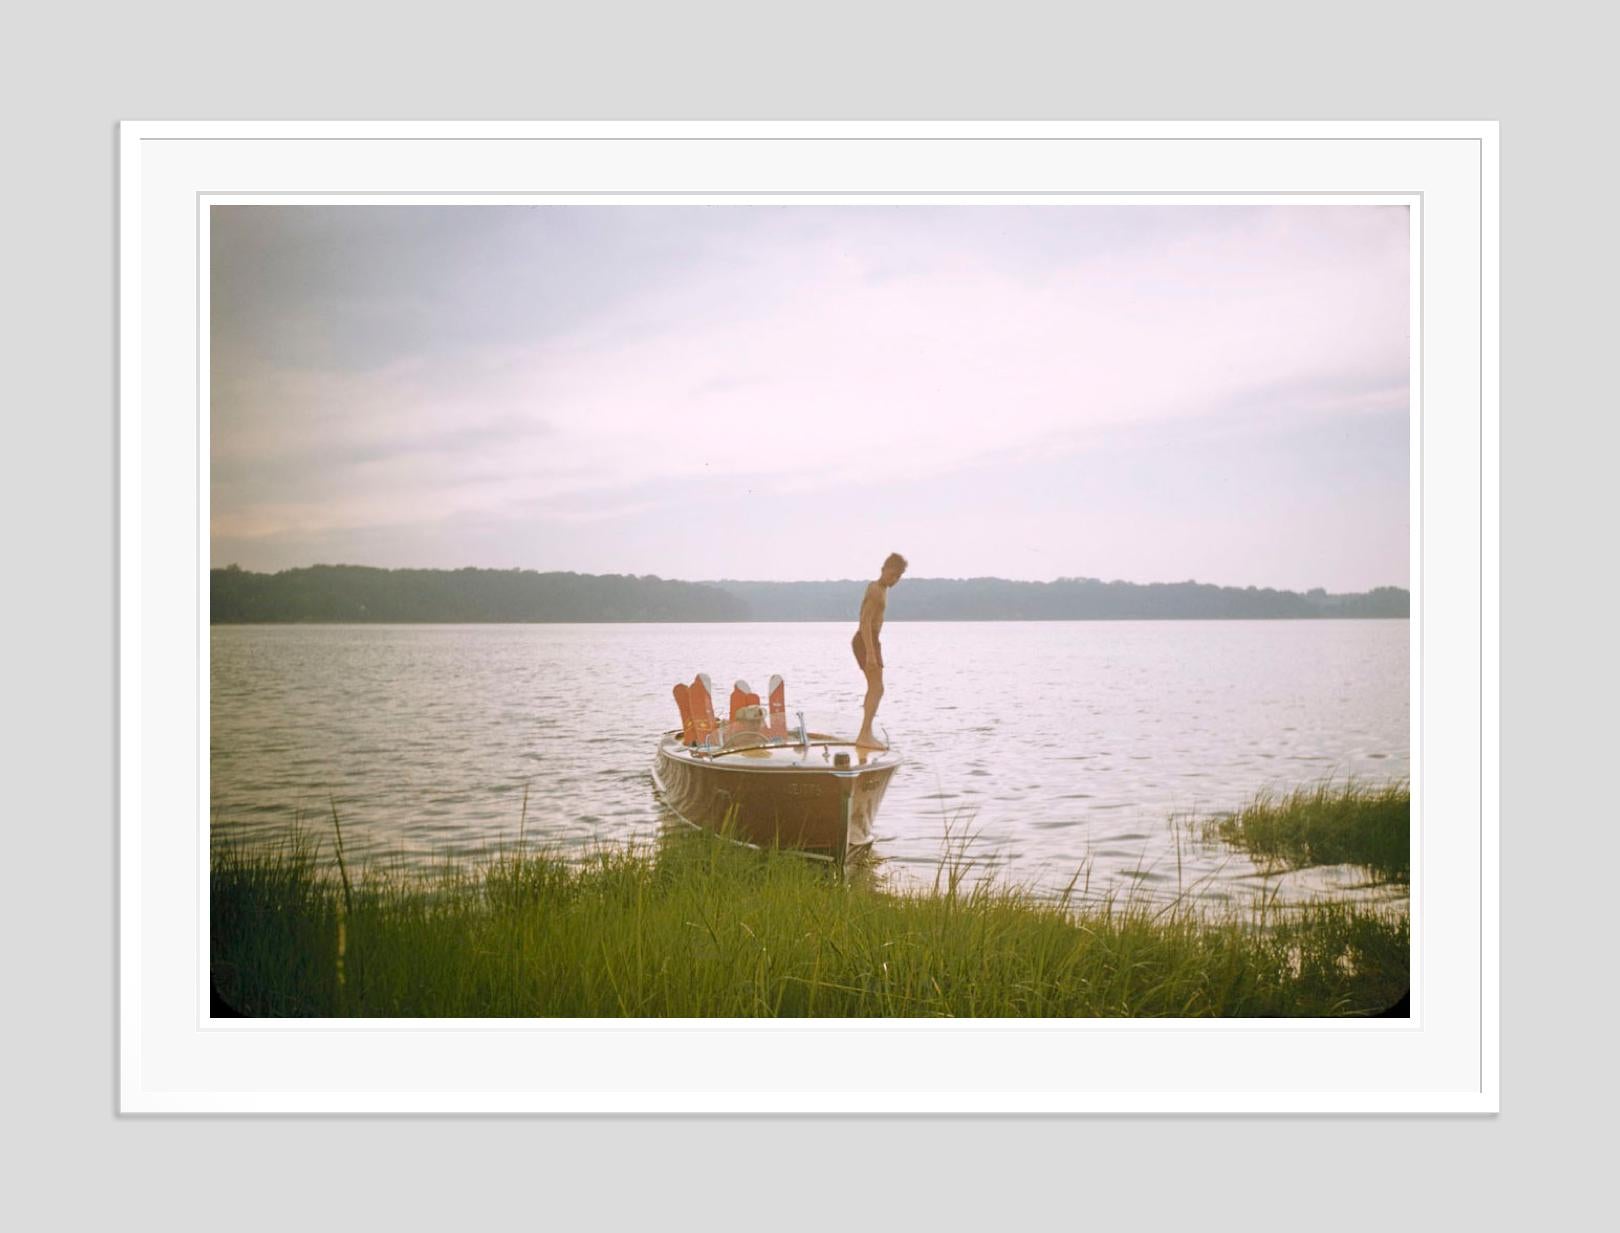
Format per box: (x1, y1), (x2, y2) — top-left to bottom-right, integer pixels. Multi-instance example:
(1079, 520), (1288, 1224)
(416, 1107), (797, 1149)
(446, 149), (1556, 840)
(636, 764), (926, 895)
(4, 0), (1607, 1226)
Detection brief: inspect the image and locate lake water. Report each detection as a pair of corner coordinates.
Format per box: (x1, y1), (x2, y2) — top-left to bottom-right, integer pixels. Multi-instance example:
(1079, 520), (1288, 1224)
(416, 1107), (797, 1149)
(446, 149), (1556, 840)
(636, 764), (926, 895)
(211, 620), (1409, 907)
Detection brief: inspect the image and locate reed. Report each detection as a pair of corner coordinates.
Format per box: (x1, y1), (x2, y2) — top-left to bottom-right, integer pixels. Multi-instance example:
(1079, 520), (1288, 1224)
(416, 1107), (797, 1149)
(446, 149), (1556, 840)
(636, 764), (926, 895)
(211, 799), (1408, 1018)
(1205, 780), (1410, 883)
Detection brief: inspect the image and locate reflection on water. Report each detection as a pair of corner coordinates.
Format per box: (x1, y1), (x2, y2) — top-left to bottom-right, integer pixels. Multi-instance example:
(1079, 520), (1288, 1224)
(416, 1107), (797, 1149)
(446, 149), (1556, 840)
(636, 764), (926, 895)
(211, 620), (1409, 907)
(650, 811), (890, 894)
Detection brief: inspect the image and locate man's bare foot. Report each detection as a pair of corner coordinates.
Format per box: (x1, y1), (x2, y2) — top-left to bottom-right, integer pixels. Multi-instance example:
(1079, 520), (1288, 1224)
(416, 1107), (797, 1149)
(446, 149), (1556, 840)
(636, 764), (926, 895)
(854, 732), (887, 751)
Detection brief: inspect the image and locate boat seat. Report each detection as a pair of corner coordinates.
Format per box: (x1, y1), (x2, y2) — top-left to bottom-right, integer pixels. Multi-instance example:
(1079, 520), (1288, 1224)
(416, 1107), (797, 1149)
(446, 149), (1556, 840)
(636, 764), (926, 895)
(672, 682), (696, 744)
(730, 679), (762, 721)
(688, 673), (718, 745)
(767, 674), (788, 737)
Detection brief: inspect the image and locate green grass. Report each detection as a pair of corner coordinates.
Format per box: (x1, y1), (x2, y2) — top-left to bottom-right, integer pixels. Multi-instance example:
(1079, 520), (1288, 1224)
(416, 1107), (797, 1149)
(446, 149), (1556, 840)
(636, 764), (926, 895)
(212, 805), (1408, 1018)
(1206, 780), (1410, 883)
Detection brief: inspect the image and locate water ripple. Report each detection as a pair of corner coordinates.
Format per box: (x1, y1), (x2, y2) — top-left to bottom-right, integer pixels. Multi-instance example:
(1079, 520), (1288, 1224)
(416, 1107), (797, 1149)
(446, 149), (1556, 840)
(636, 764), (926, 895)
(211, 620), (1409, 906)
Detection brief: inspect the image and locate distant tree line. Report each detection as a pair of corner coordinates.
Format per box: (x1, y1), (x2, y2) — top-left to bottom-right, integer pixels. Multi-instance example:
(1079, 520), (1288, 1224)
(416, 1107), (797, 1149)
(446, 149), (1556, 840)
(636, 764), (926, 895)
(714, 576), (1410, 620)
(211, 565), (749, 623)
(211, 564), (1409, 623)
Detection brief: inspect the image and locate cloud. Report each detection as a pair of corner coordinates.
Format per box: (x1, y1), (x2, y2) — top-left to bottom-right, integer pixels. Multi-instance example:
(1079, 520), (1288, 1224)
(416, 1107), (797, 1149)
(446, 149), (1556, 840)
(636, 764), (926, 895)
(211, 205), (1408, 586)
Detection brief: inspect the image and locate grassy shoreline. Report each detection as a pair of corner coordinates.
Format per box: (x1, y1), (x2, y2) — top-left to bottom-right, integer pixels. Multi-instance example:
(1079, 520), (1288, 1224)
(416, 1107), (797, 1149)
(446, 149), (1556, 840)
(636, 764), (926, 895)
(1205, 780), (1410, 884)
(212, 785), (1409, 1018)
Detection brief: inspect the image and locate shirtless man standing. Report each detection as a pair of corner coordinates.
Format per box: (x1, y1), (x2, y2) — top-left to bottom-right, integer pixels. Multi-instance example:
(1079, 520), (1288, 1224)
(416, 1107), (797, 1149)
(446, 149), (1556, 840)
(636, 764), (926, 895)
(853, 552), (907, 749)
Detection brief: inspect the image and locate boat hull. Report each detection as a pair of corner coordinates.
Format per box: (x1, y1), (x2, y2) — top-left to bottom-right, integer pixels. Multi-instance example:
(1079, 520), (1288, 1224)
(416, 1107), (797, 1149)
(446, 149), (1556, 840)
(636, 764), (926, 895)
(651, 733), (898, 860)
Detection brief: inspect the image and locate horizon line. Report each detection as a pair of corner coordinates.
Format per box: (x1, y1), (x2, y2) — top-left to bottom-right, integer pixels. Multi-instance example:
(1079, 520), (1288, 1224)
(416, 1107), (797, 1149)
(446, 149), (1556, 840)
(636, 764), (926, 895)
(211, 562), (1408, 595)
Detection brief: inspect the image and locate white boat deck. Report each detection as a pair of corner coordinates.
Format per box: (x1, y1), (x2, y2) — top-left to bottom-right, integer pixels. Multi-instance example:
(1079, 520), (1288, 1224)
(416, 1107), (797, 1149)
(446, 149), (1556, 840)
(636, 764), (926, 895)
(658, 731), (899, 773)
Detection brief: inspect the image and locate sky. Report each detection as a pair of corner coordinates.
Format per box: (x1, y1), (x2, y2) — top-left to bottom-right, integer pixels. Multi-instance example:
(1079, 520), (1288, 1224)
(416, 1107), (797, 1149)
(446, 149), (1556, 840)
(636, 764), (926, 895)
(211, 204), (1409, 591)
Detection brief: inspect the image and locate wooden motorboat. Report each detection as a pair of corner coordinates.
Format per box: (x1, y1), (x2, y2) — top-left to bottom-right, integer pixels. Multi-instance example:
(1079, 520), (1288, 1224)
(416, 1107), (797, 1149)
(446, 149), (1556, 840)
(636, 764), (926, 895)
(651, 716), (900, 863)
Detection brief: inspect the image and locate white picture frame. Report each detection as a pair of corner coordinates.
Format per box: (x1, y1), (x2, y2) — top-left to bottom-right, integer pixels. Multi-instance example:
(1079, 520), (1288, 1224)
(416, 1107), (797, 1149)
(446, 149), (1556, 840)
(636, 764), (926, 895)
(120, 120), (1498, 1113)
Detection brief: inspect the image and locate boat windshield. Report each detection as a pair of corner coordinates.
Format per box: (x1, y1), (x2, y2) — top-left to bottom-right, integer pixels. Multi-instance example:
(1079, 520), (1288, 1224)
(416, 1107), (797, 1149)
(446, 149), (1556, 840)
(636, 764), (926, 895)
(681, 714), (857, 753)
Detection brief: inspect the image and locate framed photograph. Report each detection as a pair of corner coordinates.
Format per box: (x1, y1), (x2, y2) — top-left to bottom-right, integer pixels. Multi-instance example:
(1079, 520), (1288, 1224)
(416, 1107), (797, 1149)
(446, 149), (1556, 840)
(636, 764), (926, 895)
(120, 121), (1498, 1112)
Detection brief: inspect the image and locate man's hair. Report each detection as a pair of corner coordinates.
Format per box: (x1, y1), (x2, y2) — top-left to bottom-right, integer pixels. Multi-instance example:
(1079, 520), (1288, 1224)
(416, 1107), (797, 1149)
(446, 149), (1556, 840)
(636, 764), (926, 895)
(883, 552), (908, 574)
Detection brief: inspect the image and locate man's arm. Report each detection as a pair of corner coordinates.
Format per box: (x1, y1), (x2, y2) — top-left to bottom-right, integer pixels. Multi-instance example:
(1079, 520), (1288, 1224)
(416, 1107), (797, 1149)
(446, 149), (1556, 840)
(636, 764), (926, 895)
(858, 582), (882, 664)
